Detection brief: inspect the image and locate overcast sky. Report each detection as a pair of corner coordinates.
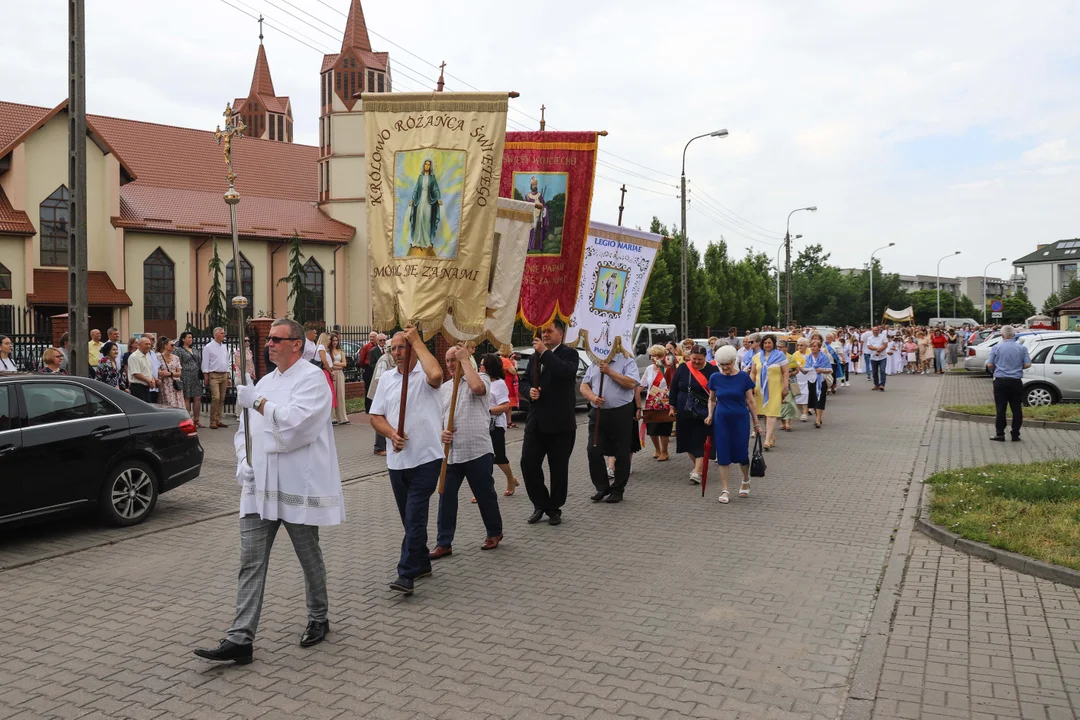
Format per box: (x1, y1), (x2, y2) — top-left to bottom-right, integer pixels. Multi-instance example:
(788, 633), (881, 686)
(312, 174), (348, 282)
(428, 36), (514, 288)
(4, 0), (1079, 279)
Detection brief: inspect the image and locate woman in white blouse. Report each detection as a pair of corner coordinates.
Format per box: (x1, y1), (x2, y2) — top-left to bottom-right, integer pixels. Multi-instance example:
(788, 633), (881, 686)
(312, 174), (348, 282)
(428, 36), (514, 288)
(315, 332), (341, 423)
(0, 335), (17, 373)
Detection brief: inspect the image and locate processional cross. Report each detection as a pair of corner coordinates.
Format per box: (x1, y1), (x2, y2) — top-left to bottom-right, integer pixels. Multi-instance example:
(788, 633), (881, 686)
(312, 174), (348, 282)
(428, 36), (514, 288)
(214, 104), (246, 188)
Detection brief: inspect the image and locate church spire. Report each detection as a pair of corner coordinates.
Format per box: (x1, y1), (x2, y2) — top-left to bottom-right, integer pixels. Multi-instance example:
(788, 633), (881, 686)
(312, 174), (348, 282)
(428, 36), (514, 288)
(249, 37), (276, 97)
(341, 0), (373, 53)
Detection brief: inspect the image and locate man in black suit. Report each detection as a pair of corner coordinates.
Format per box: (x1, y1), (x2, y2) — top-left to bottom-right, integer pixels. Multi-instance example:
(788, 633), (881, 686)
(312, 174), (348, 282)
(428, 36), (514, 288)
(521, 319), (579, 526)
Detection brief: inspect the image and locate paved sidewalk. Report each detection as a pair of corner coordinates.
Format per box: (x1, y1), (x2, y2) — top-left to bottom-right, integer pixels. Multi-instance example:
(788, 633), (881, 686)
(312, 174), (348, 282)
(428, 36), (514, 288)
(0, 377), (938, 720)
(868, 375), (1080, 720)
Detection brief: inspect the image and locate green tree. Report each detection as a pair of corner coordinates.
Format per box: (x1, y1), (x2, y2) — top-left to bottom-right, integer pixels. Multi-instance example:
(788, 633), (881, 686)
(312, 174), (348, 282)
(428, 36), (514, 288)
(206, 240), (228, 329)
(1041, 291), (1062, 315)
(1002, 291), (1036, 324)
(277, 232), (311, 320)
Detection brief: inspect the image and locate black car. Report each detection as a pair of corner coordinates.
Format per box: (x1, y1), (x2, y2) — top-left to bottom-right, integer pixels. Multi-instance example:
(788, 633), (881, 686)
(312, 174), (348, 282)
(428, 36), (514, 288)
(0, 374), (204, 528)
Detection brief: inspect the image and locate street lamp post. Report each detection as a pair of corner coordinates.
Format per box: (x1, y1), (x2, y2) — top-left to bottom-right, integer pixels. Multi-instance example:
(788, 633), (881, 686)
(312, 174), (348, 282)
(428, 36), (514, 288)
(784, 206), (817, 327)
(776, 234), (801, 327)
(680, 128), (728, 339)
(982, 257), (1007, 324)
(869, 242), (895, 326)
(936, 251), (961, 320)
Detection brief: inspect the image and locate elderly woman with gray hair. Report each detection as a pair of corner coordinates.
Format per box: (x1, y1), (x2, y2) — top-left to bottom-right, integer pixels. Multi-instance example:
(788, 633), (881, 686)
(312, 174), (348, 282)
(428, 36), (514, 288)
(705, 345), (761, 503)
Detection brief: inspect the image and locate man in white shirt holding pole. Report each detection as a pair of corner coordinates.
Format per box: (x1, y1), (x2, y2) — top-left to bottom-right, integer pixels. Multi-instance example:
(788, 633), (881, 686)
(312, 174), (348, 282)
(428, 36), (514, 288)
(867, 325), (889, 391)
(194, 318), (343, 665)
(201, 327), (231, 429)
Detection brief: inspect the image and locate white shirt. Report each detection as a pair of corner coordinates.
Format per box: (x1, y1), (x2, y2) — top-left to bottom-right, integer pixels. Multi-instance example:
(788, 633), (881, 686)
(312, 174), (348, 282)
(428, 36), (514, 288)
(867, 332), (889, 360)
(369, 362), (444, 471)
(201, 339), (230, 373)
(859, 330), (872, 350)
(127, 350), (153, 386)
(235, 360), (344, 526)
(302, 339), (317, 362)
(149, 351), (161, 380)
(316, 344), (330, 370)
(490, 378), (510, 430)
(0, 357), (16, 372)
(440, 373), (492, 464)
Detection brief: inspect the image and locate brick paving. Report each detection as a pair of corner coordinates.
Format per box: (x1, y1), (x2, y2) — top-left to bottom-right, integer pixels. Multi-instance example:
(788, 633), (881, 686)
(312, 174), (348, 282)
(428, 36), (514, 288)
(938, 372), (995, 408)
(869, 374), (1080, 720)
(0, 378), (936, 719)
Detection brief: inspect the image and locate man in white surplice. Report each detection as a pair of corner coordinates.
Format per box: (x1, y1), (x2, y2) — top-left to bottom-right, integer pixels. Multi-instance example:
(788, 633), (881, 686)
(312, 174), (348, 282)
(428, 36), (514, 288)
(194, 318), (344, 666)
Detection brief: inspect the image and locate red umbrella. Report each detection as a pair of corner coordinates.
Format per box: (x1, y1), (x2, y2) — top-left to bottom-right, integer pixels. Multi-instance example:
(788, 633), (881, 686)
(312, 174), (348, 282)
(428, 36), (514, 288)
(701, 435), (712, 497)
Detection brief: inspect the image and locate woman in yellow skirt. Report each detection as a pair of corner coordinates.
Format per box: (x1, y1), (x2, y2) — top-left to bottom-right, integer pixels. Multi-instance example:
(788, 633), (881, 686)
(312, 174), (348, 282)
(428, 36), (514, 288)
(752, 335), (789, 450)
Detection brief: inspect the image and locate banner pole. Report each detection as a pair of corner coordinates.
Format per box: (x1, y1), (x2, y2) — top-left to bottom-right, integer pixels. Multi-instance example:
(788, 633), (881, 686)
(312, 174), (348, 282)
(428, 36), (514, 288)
(591, 374), (605, 447)
(396, 342), (411, 439)
(438, 360), (463, 495)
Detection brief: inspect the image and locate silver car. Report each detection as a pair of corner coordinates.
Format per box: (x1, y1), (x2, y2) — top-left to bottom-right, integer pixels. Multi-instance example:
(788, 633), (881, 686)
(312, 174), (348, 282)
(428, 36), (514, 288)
(1022, 338), (1080, 406)
(964, 331), (1045, 373)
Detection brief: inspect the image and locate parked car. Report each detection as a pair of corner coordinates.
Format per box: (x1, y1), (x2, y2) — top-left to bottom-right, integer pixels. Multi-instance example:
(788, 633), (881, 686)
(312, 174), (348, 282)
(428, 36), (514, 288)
(963, 331), (1041, 373)
(515, 346), (593, 412)
(631, 323), (678, 372)
(0, 374), (203, 528)
(1022, 338), (1080, 406)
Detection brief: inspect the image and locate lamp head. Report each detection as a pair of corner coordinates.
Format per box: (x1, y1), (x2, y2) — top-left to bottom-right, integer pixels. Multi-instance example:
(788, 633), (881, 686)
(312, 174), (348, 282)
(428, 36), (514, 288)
(954, 251), (961, 255)
(710, 129), (729, 138)
(795, 234), (803, 239)
(1000, 257), (1007, 261)
(807, 206), (818, 212)
(888, 242), (896, 247)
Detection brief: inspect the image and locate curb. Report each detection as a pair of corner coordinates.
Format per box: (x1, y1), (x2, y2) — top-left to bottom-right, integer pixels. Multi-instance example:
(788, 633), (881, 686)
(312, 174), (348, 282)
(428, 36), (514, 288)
(937, 408), (1080, 431)
(914, 485), (1080, 589)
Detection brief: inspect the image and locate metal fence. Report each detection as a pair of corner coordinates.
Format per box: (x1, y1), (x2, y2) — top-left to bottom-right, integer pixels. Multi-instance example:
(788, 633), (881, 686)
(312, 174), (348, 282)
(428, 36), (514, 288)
(0, 305), (52, 372)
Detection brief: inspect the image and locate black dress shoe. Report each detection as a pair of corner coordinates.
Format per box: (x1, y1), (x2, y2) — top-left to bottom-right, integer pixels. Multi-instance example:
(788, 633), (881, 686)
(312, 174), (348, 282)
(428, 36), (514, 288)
(415, 567), (433, 579)
(527, 509), (545, 524)
(990, 435), (1005, 442)
(547, 511), (562, 526)
(1011, 435), (1022, 442)
(590, 490), (610, 502)
(193, 639), (253, 665)
(300, 620), (329, 648)
(389, 576), (414, 595)
(604, 493), (623, 504)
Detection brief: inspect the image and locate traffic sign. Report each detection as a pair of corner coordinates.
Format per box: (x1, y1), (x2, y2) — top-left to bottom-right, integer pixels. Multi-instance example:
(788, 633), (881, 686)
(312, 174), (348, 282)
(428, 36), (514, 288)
(990, 300), (1004, 312)
(992, 311), (1003, 319)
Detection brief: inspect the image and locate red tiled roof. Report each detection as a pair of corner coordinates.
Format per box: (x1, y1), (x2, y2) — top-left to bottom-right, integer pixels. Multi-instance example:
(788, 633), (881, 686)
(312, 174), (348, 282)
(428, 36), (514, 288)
(1052, 296), (1080, 313)
(0, 186), (34, 235)
(0, 100), (353, 244)
(27, 269), (132, 306)
(115, 185), (352, 243)
(342, 0), (373, 52)
(249, 44), (276, 97)
(321, 53), (339, 74)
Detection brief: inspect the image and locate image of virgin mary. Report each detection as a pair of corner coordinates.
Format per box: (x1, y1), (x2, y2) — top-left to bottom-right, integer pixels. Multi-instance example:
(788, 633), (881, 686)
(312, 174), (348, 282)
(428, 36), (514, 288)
(407, 158), (442, 257)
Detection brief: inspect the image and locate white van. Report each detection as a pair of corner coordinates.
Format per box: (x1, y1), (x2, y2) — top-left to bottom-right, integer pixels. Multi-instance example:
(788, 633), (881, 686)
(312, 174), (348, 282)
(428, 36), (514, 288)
(929, 317), (980, 328)
(631, 323), (678, 371)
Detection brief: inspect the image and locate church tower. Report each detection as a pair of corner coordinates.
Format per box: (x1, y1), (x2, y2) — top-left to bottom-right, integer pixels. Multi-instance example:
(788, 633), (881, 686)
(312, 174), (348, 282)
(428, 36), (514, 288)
(317, 0), (391, 325)
(233, 19), (293, 142)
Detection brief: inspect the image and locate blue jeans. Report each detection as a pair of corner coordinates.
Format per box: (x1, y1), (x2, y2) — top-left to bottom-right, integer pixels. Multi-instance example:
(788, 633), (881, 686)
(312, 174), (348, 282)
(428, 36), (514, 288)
(871, 358), (887, 387)
(388, 459), (440, 580)
(934, 348), (946, 373)
(864, 353), (872, 379)
(436, 453), (503, 547)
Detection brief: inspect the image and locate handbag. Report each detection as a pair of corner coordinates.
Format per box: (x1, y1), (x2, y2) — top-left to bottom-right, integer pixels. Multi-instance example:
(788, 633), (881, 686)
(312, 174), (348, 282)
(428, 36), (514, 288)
(682, 364), (710, 420)
(173, 378), (183, 391)
(750, 435), (766, 478)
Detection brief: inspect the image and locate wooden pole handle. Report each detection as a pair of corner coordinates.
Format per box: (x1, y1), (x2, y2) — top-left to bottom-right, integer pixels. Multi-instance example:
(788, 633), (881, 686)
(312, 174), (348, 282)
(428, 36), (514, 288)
(438, 360), (463, 495)
(591, 374), (605, 448)
(396, 343), (411, 438)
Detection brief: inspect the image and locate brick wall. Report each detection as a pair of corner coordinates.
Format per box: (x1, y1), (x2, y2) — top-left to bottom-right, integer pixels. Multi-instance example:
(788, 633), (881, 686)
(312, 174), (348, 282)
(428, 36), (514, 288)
(345, 381), (366, 399)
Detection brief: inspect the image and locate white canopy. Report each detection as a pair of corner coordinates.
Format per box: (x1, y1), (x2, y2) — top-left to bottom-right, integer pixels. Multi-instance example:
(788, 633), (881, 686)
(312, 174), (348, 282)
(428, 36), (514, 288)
(883, 306), (914, 322)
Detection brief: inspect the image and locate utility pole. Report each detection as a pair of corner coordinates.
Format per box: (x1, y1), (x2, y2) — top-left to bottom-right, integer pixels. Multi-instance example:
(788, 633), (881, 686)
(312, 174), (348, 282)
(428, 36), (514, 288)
(68, 0), (89, 378)
(784, 206), (817, 328)
(617, 184), (626, 226)
(680, 129), (728, 339)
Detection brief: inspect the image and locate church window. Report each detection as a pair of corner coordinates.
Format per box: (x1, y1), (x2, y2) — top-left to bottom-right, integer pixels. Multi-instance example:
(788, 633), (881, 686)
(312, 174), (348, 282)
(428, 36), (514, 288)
(225, 252), (254, 305)
(299, 257), (324, 324)
(336, 70), (341, 93)
(39, 185), (70, 267)
(287, 118), (293, 142)
(278, 116), (283, 141)
(0, 261), (11, 299)
(368, 70), (375, 93)
(269, 115), (276, 141)
(378, 74), (384, 92)
(143, 248), (175, 322)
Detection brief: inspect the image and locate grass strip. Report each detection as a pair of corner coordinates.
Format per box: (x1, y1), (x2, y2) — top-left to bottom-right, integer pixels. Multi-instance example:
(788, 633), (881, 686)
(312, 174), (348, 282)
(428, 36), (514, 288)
(944, 404), (1080, 423)
(926, 461), (1080, 571)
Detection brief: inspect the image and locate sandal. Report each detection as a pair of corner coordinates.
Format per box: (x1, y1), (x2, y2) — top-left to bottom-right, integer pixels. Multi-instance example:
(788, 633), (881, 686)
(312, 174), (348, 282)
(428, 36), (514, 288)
(504, 478), (519, 496)
(739, 482), (750, 498)
(815, 422), (822, 429)
(657, 453), (669, 462)
(718, 490), (730, 504)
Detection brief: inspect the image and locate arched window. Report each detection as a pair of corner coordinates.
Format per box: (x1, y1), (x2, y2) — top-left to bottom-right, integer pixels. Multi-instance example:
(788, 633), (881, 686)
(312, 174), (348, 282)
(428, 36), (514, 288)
(40, 185), (70, 266)
(226, 252), (254, 321)
(0, 261), (11, 299)
(143, 248), (175, 321)
(299, 257), (324, 324)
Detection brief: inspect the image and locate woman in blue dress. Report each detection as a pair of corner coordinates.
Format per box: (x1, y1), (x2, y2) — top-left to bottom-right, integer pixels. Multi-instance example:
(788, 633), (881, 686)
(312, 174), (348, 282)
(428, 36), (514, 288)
(705, 345), (762, 504)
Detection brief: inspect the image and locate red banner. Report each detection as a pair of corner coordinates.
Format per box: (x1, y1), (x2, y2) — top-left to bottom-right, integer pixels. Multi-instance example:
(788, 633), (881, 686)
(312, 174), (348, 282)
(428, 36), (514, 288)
(499, 131), (598, 329)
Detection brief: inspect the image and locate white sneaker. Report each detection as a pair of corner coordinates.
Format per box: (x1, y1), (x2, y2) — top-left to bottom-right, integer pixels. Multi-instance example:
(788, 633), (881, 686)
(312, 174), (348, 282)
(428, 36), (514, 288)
(689, 472), (701, 485)
(800, 414), (808, 422)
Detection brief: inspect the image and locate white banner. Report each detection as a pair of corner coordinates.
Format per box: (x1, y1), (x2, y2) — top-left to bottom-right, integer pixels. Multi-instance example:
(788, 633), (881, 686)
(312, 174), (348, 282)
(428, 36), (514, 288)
(567, 221), (662, 362)
(443, 197), (533, 348)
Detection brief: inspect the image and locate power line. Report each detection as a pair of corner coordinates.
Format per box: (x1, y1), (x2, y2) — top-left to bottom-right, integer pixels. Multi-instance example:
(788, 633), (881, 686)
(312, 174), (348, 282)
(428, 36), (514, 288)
(217, 0), (331, 55)
(688, 203), (782, 249)
(596, 160), (677, 188)
(688, 180), (782, 236)
(599, 150), (679, 180)
(687, 190), (784, 243)
(595, 173), (676, 197)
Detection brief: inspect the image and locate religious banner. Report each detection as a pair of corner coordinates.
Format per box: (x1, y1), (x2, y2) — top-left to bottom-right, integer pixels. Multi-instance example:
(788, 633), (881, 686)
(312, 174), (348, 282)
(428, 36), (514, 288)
(567, 221), (662, 362)
(362, 92), (508, 337)
(499, 130), (599, 329)
(443, 197), (533, 348)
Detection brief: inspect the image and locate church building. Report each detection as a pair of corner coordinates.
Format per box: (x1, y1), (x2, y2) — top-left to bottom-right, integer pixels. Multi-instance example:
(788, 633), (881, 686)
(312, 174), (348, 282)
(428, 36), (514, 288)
(0, 0), (387, 339)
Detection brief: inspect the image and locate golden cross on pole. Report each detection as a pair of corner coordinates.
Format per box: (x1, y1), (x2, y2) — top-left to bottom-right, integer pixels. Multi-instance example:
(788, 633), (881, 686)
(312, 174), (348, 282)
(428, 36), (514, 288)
(214, 104), (246, 189)
(539, 104), (546, 131)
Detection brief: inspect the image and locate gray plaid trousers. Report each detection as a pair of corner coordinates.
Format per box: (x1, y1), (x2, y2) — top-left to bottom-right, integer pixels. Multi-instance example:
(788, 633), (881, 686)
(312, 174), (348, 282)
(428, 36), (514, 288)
(226, 514), (328, 645)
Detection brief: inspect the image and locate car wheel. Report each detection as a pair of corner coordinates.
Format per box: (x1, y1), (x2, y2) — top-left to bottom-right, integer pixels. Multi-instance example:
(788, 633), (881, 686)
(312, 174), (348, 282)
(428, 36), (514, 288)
(1024, 385), (1056, 408)
(99, 460), (158, 527)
